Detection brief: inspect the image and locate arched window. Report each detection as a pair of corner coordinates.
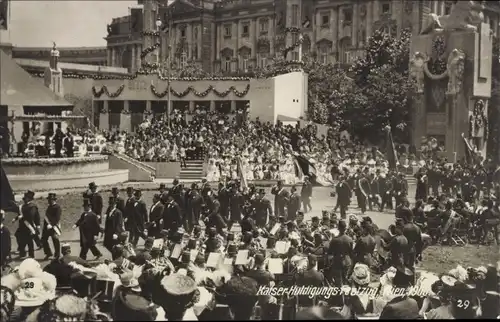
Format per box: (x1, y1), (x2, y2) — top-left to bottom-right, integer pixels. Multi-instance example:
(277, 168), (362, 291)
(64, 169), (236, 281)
(339, 37), (351, 64)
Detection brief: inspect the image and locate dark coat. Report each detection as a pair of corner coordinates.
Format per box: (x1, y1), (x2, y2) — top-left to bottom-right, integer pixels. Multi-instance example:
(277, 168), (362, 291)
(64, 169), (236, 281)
(229, 191), (244, 221)
(1, 225), (11, 266)
(75, 211), (101, 247)
(287, 192), (301, 220)
(253, 198), (273, 227)
(353, 234), (376, 267)
(379, 296), (421, 320)
(86, 192), (104, 216)
(124, 196), (136, 230)
(163, 201), (182, 231)
(328, 234), (354, 270)
(132, 199), (148, 233)
(336, 181), (352, 206)
(42, 203), (62, 237)
(186, 190), (203, 224)
(103, 208), (124, 250)
(271, 186), (289, 217)
(18, 202), (41, 235)
(148, 201), (165, 237)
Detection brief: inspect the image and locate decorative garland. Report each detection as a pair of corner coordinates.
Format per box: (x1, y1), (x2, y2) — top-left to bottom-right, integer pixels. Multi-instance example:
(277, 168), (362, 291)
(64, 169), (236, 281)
(12, 115), (87, 121)
(92, 85), (125, 98)
(2, 156), (108, 166)
(281, 27), (304, 59)
(150, 84), (250, 98)
(141, 31), (160, 37)
(140, 42), (160, 59)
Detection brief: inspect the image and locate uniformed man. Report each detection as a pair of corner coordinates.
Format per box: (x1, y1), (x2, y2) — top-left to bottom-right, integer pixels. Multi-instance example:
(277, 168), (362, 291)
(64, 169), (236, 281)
(15, 190), (41, 258)
(327, 219), (353, 285)
(335, 175), (351, 219)
(73, 199), (102, 260)
(394, 173), (408, 207)
(148, 193), (164, 238)
(271, 180), (289, 218)
(288, 185), (301, 221)
(130, 190), (148, 247)
(295, 254), (325, 307)
(402, 211), (423, 271)
(42, 193), (62, 260)
(84, 182), (103, 222)
(358, 173), (371, 214)
(103, 196), (125, 253)
(301, 176), (313, 213)
(389, 219), (409, 270)
(353, 218), (376, 268)
(379, 172), (394, 211)
(228, 183), (244, 231)
(111, 187), (125, 214)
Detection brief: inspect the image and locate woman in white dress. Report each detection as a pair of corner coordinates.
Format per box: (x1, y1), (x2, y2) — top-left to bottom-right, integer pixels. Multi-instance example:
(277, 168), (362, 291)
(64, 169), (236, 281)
(206, 158), (218, 182)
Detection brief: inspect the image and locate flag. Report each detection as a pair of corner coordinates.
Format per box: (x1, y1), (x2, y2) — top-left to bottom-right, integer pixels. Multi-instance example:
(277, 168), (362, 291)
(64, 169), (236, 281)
(384, 125), (398, 170)
(236, 157), (248, 190)
(0, 163), (18, 213)
(293, 157), (304, 181)
(461, 133), (474, 164)
(294, 154), (318, 184)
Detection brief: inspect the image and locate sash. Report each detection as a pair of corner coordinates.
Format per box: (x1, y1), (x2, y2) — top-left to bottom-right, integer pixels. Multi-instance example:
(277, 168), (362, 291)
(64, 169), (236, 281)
(358, 179), (368, 199)
(22, 219), (36, 235)
(44, 218), (61, 236)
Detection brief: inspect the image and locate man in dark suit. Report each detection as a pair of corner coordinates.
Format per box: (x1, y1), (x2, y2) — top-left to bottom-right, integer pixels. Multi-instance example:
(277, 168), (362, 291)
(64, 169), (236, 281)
(42, 193), (62, 260)
(16, 190), (42, 258)
(394, 173), (408, 208)
(378, 172), (393, 211)
(84, 182), (103, 222)
(186, 183), (203, 232)
(130, 189), (148, 247)
(111, 187), (126, 215)
(229, 183), (244, 231)
(379, 267), (420, 319)
(103, 196), (125, 253)
(124, 187), (135, 233)
(358, 173), (371, 214)
(73, 199), (102, 260)
(328, 219), (354, 285)
(390, 219), (409, 269)
(63, 131), (74, 157)
(163, 194), (183, 232)
(335, 175), (351, 219)
(402, 211), (423, 271)
(0, 210), (11, 268)
(253, 189), (273, 228)
(271, 180), (289, 218)
(148, 193), (164, 238)
(205, 198), (226, 236)
(300, 176), (313, 213)
(287, 185), (301, 221)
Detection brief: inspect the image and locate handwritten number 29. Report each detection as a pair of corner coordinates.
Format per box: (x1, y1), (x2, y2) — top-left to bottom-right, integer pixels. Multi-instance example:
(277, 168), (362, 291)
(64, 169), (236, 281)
(456, 299), (470, 309)
(24, 282), (34, 289)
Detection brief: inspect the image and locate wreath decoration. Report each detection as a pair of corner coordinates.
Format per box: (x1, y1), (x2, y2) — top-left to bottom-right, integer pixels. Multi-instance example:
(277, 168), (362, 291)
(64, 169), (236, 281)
(281, 27), (304, 59)
(91, 85), (125, 98)
(150, 84), (250, 99)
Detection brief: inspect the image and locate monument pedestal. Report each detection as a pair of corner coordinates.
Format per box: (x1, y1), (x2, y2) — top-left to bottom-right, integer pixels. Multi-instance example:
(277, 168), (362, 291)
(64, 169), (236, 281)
(410, 22), (492, 162)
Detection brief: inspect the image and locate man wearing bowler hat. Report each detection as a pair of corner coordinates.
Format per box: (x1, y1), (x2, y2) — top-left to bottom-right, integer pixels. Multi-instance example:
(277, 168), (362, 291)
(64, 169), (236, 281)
(73, 199), (103, 260)
(14, 190), (42, 258)
(84, 182), (103, 223)
(42, 193), (62, 260)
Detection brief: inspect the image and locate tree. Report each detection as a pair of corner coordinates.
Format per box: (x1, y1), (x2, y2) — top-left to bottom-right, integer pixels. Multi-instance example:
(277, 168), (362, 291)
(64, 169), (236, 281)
(340, 29), (414, 143)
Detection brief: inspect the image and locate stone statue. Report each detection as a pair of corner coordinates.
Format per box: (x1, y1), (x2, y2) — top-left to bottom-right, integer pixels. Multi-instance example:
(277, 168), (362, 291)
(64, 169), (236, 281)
(410, 52), (428, 93)
(420, 1), (484, 35)
(446, 49), (466, 95)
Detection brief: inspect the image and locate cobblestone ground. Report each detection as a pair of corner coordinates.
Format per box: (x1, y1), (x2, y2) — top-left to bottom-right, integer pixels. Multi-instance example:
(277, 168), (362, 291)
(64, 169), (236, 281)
(5, 184), (498, 273)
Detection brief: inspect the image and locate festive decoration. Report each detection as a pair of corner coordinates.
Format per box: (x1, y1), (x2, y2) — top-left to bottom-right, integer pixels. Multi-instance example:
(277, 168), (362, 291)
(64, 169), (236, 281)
(150, 84), (250, 99)
(92, 85), (125, 98)
(12, 115), (87, 121)
(141, 31), (160, 37)
(428, 36), (447, 76)
(140, 43), (160, 59)
(2, 156), (108, 166)
(279, 27), (305, 59)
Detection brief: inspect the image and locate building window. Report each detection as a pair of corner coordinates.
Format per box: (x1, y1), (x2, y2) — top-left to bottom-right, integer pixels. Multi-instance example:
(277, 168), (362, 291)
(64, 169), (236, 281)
(193, 27), (198, 39)
(242, 24), (249, 37)
(291, 4), (299, 27)
(180, 52), (187, 68)
(319, 46), (329, 64)
(291, 51), (299, 61)
(381, 2), (391, 15)
(259, 55), (267, 68)
(241, 54), (249, 71)
(259, 19), (268, 34)
(224, 57), (231, 72)
(321, 13), (330, 27)
(343, 8), (353, 25)
(224, 24), (232, 38)
(180, 28), (186, 38)
(344, 51), (352, 64)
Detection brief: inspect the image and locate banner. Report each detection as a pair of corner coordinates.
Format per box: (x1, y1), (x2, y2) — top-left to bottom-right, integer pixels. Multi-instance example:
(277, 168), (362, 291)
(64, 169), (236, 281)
(236, 157), (248, 190)
(384, 126), (399, 170)
(294, 154), (319, 184)
(0, 163), (18, 213)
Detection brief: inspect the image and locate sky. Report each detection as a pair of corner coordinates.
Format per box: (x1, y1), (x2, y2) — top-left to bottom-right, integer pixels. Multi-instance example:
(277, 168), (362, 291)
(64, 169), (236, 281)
(8, 1), (137, 47)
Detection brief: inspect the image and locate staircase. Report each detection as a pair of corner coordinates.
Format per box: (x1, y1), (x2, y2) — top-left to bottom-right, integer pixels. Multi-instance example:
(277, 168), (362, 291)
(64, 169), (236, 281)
(179, 160), (205, 180)
(406, 174), (417, 186)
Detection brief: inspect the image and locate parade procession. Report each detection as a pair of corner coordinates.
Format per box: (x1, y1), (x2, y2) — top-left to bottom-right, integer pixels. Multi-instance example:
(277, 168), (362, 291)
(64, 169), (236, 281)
(1, 0), (500, 320)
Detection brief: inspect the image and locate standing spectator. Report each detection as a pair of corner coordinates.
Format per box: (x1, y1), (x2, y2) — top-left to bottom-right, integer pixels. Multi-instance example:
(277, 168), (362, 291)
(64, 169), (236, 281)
(53, 128), (64, 158)
(64, 131), (75, 157)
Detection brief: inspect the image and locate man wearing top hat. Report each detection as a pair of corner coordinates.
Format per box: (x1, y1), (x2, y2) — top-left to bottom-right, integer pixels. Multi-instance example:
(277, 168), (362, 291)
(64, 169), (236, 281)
(84, 182), (103, 223)
(185, 183), (203, 233)
(42, 193), (62, 260)
(15, 190), (42, 258)
(288, 185), (301, 221)
(301, 175), (313, 213)
(170, 177), (185, 211)
(253, 189), (273, 228)
(228, 182), (244, 231)
(148, 193), (164, 238)
(130, 189), (148, 247)
(163, 193), (183, 232)
(335, 175), (352, 219)
(271, 180), (290, 218)
(158, 183), (167, 194)
(124, 186), (136, 233)
(103, 196), (125, 253)
(111, 187), (125, 215)
(73, 199), (103, 260)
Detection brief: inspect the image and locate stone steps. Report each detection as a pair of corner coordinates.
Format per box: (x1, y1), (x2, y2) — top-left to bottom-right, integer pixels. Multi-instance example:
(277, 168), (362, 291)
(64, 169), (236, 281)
(179, 160), (204, 181)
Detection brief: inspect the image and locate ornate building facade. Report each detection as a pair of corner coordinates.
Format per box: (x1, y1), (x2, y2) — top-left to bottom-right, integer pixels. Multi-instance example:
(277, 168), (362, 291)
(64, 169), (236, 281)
(12, 46), (107, 66)
(105, 0), (500, 73)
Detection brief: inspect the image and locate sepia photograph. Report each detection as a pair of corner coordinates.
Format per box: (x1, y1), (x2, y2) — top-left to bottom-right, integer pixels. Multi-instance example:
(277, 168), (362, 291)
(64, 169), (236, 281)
(0, 0), (499, 320)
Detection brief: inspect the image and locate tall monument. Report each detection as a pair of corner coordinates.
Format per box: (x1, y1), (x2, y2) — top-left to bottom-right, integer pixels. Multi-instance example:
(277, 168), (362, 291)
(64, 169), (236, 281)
(410, 1), (493, 162)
